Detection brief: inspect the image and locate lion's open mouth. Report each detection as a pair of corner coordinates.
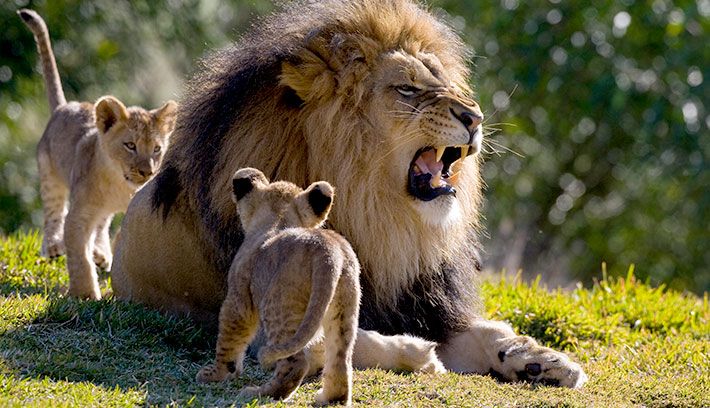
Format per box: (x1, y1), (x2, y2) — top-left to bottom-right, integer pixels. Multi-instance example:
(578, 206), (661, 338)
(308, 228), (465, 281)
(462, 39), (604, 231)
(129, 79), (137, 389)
(408, 145), (473, 201)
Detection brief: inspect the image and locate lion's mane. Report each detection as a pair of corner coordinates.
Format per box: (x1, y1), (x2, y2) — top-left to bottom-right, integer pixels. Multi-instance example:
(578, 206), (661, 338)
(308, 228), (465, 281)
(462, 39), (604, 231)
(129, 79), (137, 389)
(151, 0), (483, 342)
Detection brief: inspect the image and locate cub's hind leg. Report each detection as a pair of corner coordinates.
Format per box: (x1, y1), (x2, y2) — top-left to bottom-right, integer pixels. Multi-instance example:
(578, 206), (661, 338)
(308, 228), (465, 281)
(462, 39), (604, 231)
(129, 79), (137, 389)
(38, 152), (68, 258)
(239, 351), (309, 401)
(92, 215), (113, 269)
(242, 295), (312, 400)
(316, 268), (359, 406)
(197, 289), (258, 383)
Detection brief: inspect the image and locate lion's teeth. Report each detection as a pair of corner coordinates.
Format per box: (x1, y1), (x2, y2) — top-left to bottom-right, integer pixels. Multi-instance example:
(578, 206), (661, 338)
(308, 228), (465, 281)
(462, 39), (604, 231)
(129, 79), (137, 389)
(431, 172), (442, 187)
(413, 164), (421, 174)
(435, 146), (446, 163)
(460, 145), (469, 158)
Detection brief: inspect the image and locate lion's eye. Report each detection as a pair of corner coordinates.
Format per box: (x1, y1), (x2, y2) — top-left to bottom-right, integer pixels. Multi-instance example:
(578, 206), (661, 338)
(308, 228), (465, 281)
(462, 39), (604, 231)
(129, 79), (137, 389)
(153, 145), (161, 153)
(124, 142), (136, 151)
(395, 85), (420, 97)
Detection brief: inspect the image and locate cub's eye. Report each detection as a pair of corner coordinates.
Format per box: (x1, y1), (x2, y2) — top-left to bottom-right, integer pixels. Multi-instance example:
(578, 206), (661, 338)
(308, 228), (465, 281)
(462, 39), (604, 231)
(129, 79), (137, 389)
(395, 85), (420, 97)
(124, 142), (136, 151)
(153, 145), (161, 153)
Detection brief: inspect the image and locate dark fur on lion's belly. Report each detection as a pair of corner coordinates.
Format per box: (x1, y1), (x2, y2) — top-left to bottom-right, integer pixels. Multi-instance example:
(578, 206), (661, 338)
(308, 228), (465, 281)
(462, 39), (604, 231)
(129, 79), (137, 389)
(359, 250), (483, 343)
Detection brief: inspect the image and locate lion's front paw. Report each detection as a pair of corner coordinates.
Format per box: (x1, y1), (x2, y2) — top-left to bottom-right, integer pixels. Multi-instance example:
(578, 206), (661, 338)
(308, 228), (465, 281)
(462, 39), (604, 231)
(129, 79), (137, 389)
(495, 336), (587, 388)
(196, 363), (233, 383)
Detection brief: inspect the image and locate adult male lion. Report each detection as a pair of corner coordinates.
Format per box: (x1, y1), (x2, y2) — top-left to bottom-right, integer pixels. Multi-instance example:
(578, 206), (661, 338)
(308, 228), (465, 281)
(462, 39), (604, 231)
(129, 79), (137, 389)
(112, 0), (587, 387)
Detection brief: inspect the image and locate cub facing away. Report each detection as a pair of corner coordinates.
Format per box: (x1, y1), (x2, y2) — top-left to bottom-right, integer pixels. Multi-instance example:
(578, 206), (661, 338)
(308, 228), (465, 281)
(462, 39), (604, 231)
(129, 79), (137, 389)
(18, 9), (177, 300)
(197, 168), (360, 405)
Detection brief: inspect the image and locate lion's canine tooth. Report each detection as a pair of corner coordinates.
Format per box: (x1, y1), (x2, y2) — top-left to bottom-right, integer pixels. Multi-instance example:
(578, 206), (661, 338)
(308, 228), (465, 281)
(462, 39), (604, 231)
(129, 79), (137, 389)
(436, 146), (446, 163)
(460, 145), (469, 158)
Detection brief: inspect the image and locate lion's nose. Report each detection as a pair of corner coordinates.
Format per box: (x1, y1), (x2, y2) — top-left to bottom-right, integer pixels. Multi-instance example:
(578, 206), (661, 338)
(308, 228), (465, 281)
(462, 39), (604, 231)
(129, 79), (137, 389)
(450, 107), (483, 133)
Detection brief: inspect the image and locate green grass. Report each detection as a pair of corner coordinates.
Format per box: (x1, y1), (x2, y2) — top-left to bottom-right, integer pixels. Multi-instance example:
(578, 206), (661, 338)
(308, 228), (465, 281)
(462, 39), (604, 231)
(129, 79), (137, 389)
(0, 231), (708, 407)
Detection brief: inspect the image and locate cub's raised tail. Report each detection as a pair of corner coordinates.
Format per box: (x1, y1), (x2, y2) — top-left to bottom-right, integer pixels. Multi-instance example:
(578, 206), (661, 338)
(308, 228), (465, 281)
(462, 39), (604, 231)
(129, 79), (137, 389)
(258, 255), (342, 366)
(17, 9), (66, 111)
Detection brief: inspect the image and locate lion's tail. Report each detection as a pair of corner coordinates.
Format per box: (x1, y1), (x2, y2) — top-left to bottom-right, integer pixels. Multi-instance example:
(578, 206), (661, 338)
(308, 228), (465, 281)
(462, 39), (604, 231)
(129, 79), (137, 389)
(258, 257), (341, 366)
(17, 9), (66, 111)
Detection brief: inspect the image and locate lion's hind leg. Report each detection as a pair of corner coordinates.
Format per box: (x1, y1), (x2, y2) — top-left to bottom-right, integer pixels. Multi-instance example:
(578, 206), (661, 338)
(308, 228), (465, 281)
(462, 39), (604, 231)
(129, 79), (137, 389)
(197, 293), (257, 383)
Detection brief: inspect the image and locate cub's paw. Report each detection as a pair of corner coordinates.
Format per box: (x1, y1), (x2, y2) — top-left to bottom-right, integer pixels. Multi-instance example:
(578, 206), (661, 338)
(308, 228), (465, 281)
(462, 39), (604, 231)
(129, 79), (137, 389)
(494, 336), (588, 388)
(41, 239), (65, 258)
(196, 363), (235, 383)
(67, 281), (101, 300)
(238, 386), (263, 400)
(315, 387), (351, 406)
(92, 248), (112, 270)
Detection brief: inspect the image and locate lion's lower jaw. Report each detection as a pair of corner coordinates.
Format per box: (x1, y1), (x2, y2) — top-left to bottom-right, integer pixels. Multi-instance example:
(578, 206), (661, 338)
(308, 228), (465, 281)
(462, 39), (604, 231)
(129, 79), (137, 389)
(412, 195), (462, 227)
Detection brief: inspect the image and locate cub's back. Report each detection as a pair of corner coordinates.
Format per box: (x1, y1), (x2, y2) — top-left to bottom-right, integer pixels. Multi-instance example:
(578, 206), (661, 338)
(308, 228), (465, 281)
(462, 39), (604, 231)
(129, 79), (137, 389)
(249, 228), (356, 294)
(38, 101), (97, 183)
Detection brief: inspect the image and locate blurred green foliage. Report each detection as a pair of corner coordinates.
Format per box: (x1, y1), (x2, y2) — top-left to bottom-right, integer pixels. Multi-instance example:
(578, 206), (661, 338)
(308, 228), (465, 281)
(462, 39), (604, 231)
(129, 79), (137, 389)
(0, 0), (707, 292)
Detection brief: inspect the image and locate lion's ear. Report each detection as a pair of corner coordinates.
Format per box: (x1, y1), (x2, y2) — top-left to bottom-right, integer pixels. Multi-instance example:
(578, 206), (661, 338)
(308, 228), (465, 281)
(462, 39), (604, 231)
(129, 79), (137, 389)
(280, 53), (336, 103)
(95, 96), (128, 135)
(280, 32), (368, 104)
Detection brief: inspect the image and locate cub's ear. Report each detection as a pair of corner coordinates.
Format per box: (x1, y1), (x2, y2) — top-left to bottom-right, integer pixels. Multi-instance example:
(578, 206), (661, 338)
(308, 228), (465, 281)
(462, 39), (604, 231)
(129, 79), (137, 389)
(306, 181), (334, 219)
(95, 96), (128, 135)
(232, 177), (254, 202)
(232, 168), (268, 202)
(152, 100), (178, 135)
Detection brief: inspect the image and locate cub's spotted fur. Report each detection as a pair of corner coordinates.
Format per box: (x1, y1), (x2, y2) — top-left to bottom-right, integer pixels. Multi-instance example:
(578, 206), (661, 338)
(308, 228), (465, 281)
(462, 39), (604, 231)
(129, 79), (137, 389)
(196, 168), (360, 405)
(19, 9), (177, 299)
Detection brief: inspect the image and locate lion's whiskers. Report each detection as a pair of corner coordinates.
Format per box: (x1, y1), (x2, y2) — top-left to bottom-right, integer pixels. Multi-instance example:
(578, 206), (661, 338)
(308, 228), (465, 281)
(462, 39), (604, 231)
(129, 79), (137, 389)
(484, 138), (524, 157)
(395, 100), (423, 113)
(375, 129), (422, 163)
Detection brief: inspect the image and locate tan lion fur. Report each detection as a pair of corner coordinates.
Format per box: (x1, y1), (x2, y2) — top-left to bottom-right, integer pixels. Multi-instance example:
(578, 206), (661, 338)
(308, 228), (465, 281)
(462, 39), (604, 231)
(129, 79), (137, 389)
(19, 9), (177, 299)
(197, 168), (359, 405)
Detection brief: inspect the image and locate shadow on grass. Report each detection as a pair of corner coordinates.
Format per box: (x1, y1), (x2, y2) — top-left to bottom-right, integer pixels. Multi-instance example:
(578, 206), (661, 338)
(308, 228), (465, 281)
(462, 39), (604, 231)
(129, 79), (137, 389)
(0, 293), (278, 406)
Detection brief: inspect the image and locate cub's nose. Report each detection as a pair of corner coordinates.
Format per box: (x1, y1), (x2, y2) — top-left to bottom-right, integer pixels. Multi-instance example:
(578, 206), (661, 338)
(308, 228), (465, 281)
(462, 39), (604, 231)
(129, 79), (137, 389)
(137, 169), (154, 178)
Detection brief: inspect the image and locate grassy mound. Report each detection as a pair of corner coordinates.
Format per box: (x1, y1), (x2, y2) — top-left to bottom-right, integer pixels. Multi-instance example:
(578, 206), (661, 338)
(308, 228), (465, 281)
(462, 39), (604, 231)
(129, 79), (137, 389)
(1, 231), (707, 407)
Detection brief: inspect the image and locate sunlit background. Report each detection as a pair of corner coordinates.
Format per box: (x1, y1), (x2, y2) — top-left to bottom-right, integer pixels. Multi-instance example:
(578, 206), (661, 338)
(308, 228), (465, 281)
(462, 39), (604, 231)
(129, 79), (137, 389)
(1, 0), (707, 293)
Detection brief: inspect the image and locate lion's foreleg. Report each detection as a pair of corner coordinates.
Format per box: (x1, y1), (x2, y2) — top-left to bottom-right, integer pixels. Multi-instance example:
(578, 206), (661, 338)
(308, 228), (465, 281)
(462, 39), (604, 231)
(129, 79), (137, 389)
(352, 328), (446, 374)
(437, 318), (588, 388)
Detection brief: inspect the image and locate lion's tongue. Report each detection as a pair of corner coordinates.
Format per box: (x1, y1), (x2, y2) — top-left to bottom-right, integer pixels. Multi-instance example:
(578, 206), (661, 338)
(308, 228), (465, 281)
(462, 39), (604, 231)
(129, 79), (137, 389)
(414, 149), (444, 187)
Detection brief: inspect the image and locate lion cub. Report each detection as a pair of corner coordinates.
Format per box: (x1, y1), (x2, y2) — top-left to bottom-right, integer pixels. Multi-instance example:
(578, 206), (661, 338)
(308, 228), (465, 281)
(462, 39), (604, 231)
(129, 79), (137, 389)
(19, 9), (177, 300)
(197, 168), (360, 405)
